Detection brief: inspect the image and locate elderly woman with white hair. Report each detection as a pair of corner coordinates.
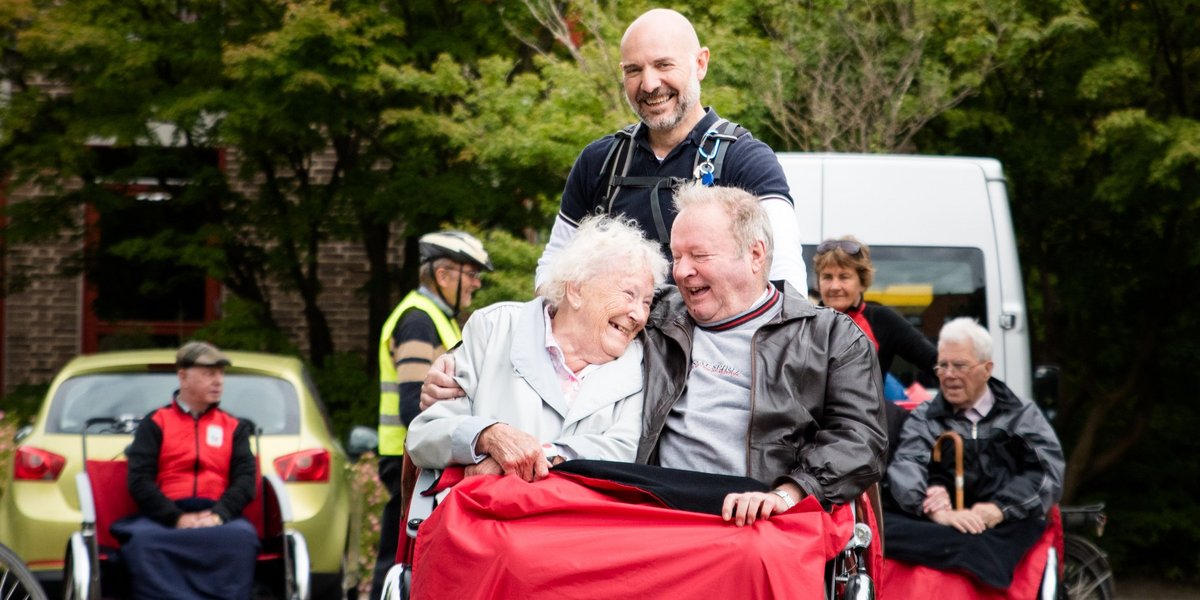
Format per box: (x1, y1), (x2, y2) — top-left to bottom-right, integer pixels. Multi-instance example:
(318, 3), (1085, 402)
(406, 215), (669, 481)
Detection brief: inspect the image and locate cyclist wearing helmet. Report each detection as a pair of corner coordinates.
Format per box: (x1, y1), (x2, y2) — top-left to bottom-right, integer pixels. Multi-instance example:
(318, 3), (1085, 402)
(371, 230), (491, 600)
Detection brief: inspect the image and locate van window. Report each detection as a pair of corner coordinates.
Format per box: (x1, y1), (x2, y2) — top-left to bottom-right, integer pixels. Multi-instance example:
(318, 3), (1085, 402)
(47, 372), (300, 435)
(806, 245), (987, 386)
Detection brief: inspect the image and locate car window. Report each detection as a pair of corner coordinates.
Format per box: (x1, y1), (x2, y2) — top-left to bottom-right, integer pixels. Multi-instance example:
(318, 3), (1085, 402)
(46, 372), (300, 435)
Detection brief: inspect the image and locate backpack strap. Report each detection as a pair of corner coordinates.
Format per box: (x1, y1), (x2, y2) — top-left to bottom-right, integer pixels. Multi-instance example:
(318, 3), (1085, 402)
(609, 175), (687, 244)
(598, 123), (640, 215)
(693, 119), (745, 185)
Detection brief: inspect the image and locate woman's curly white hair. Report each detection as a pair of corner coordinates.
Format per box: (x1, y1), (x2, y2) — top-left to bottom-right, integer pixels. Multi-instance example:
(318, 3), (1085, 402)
(539, 215), (669, 308)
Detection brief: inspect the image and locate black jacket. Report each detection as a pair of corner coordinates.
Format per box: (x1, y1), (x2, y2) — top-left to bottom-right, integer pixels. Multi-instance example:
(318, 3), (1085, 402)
(127, 400), (256, 526)
(637, 284), (888, 506)
(887, 378), (1065, 521)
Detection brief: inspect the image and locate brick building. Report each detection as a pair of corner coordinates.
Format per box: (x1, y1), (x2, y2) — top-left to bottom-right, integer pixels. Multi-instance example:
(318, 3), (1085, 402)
(0, 147), (401, 395)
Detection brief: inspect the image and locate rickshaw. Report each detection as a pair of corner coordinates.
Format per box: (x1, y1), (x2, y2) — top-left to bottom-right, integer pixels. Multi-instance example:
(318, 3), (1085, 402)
(62, 417), (310, 600)
(881, 426), (1113, 600)
(380, 455), (881, 600)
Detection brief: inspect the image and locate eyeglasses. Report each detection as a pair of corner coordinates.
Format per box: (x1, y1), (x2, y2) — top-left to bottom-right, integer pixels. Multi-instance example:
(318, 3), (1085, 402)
(933, 361), (984, 376)
(441, 267), (483, 282)
(815, 240), (862, 255)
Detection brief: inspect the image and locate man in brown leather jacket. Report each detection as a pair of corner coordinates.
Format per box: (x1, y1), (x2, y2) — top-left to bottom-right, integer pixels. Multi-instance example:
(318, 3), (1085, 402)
(640, 182), (887, 526)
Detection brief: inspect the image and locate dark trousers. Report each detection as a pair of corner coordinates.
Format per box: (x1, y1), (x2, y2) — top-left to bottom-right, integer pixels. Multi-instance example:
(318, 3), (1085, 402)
(370, 457), (405, 600)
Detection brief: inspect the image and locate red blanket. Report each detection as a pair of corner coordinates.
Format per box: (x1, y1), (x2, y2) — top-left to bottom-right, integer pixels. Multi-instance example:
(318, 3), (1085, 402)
(881, 507), (1064, 599)
(412, 472), (862, 599)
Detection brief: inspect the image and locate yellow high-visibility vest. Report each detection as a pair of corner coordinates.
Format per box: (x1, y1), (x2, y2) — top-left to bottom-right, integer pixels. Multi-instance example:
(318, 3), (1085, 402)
(377, 290), (461, 456)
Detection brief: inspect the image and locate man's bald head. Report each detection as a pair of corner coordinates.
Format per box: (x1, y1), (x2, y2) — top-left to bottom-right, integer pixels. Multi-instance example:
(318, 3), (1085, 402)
(621, 9), (701, 54)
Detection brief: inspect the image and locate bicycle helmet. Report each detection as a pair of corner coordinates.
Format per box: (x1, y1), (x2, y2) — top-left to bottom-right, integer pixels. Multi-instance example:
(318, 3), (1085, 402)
(418, 231), (493, 272)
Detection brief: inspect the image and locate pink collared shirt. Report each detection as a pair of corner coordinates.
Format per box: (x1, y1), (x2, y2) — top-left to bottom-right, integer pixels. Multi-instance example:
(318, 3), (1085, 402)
(543, 305), (598, 405)
(962, 386), (995, 424)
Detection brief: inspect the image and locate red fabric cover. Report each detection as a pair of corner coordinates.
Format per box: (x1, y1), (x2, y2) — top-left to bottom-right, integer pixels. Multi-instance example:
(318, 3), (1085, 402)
(87, 459), (267, 548)
(86, 460), (140, 550)
(881, 506), (1064, 599)
(151, 404), (241, 502)
(411, 472), (858, 600)
(239, 465), (268, 539)
(395, 466), (466, 564)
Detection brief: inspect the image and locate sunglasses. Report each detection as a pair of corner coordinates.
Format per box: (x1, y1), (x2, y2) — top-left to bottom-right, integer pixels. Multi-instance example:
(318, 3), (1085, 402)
(815, 240), (862, 255)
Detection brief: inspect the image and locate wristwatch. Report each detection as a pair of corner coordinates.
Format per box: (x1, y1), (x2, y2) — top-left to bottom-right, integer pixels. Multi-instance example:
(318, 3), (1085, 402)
(772, 489), (797, 509)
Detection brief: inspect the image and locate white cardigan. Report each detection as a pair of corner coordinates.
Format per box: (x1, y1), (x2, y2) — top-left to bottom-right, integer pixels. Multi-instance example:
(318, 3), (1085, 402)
(406, 298), (645, 469)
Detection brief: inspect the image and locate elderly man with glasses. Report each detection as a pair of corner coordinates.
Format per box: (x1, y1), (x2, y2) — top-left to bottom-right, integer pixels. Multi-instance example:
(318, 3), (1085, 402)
(884, 317), (1065, 591)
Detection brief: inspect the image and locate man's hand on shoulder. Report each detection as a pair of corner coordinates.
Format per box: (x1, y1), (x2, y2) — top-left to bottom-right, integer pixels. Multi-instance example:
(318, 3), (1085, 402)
(419, 353), (464, 411)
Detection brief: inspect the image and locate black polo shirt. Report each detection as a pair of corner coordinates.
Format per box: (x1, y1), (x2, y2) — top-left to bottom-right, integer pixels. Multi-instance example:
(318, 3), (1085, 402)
(558, 108), (793, 247)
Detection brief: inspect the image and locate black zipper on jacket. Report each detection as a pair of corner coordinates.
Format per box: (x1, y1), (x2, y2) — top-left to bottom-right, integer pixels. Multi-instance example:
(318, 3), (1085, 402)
(192, 415), (201, 498)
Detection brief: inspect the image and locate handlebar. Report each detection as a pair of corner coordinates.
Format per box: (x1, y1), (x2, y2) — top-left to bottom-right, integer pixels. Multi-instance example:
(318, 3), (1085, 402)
(83, 415), (142, 435)
(80, 415), (142, 463)
(1061, 503), (1107, 536)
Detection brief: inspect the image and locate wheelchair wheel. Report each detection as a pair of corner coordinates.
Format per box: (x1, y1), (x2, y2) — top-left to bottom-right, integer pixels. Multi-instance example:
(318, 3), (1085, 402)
(1062, 535), (1115, 600)
(0, 543), (48, 600)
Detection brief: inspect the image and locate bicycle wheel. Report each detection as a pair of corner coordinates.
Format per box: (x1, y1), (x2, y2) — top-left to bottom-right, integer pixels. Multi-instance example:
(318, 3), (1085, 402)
(1062, 535), (1115, 600)
(0, 542), (48, 600)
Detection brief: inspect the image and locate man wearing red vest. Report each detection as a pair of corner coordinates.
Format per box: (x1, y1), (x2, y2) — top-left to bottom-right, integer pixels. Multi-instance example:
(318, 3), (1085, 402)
(117, 341), (258, 600)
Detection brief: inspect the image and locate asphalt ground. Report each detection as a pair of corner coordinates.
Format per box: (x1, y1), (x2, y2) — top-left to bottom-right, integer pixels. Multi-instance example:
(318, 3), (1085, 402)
(1117, 577), (1200, 599)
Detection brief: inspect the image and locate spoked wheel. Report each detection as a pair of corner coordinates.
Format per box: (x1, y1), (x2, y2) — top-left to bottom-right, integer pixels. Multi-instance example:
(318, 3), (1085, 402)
(1062, 535), (1115, 600)
(0, 543), (48, 600)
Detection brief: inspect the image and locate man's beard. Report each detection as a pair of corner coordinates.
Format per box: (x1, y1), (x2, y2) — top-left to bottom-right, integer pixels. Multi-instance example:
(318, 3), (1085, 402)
(629, 75), (701, 132)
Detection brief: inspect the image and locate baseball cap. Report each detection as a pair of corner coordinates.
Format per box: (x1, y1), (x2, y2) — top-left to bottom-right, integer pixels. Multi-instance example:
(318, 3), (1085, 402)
(176, 341), (232, 368)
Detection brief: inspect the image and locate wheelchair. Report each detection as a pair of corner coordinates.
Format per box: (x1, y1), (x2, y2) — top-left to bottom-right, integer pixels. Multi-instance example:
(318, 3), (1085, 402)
(381, 455), (880, 600)
(62, 417), (310, 600)
(0, 541), (48, 600)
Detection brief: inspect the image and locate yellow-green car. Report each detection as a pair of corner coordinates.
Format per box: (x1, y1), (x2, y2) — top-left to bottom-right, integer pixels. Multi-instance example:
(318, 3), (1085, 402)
(0, 350), (359, 599)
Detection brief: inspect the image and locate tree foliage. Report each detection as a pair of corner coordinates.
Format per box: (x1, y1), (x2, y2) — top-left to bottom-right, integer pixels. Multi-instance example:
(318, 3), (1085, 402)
(920, 0), (1200, 577)
(0, 0), (552, 369)
(3, 0), (1198, 579)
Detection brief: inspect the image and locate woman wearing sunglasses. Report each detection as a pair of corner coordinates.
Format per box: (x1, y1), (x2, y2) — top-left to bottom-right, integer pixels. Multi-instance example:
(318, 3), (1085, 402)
(812, 236), (938, 461)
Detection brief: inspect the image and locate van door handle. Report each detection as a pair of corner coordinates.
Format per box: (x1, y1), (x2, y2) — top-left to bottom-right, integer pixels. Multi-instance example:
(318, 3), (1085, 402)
(1000, 313), (1017, 330)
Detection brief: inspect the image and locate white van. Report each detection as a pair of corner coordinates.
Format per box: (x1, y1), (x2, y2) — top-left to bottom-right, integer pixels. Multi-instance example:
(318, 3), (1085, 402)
(779, 153), (1033, 399)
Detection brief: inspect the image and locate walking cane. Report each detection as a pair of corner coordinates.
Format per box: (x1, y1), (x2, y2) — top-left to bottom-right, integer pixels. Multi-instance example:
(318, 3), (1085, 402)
(932, 430), (964, 510)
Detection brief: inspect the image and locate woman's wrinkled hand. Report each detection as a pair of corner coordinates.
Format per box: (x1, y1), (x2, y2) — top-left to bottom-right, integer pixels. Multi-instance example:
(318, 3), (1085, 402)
(476, 423), (549, 482)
